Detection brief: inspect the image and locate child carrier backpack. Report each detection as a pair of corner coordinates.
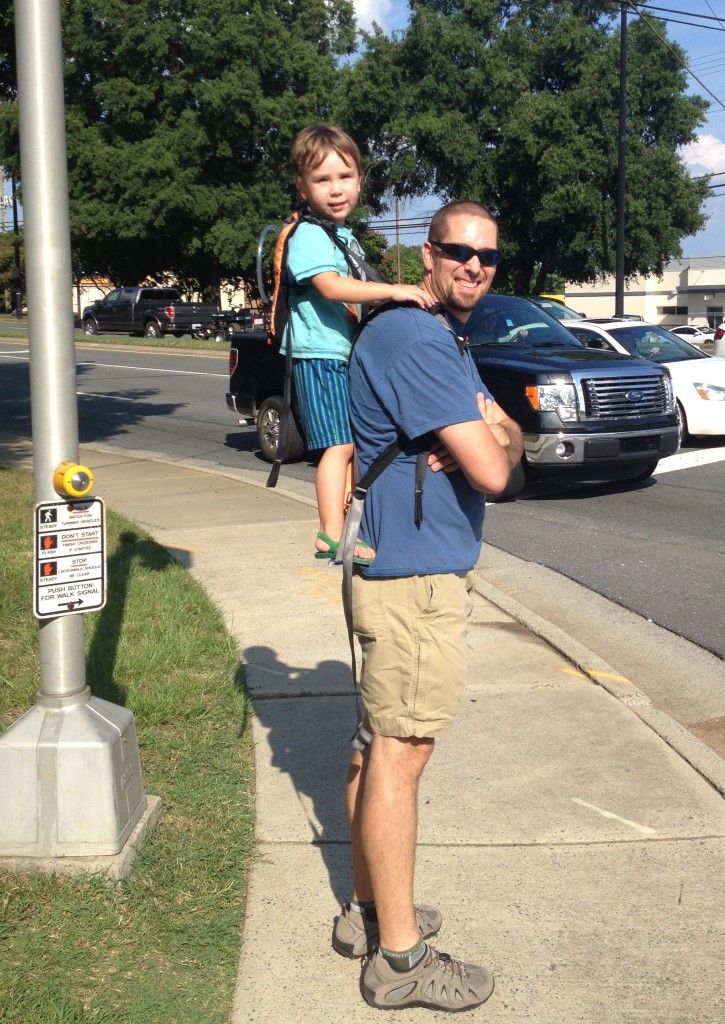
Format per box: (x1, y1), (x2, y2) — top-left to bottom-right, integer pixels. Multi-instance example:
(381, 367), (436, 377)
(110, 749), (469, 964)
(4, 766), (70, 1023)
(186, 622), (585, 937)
(262, 207), (389, 487)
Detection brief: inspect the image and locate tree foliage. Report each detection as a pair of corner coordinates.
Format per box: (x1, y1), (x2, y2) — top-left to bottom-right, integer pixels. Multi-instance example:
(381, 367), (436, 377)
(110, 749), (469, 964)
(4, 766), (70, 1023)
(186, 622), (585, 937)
(0, 0), (712, 295)
(2, 0), (356, 296)
(381, 243), (424, 284)
(340, 0), (711, 291)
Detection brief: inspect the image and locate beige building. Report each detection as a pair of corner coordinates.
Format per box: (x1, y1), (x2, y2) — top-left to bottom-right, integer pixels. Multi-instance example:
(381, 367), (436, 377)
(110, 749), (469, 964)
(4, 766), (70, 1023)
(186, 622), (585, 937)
(566, 256), (725, 328)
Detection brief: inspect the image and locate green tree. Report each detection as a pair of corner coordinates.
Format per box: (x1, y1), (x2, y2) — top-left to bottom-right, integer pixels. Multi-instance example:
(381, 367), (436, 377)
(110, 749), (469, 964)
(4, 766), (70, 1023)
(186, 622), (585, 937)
(381, 243), (424, 284)
(1, 0), (357, 296)
(341, 1), (710, 292)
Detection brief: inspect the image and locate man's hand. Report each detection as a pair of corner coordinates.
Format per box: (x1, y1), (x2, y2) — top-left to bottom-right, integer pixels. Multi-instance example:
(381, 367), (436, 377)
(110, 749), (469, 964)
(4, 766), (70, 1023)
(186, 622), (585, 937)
(428, 394), (523, 478)
(477, 392), (523, 468)
(428, 439), (460, 474)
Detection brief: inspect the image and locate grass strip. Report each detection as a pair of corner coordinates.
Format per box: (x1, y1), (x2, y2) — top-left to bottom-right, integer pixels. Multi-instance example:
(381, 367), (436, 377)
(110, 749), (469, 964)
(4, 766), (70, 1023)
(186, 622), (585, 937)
(0, 467), (255, 1024)
(0, 324), (226, 353)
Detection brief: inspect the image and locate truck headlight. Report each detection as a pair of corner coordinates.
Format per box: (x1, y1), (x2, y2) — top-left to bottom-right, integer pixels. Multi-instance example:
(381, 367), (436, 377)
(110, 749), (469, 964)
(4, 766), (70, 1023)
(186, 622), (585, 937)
(694, 381), (725, 401)
(662, 374), (675, 412)
(526, 383), (578, 422)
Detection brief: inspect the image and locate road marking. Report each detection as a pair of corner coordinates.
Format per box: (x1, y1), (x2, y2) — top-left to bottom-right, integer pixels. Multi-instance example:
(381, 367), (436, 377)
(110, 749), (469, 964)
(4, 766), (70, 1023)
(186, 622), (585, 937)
(0, 350), (226, 377)
(571, 798), (657, 835)
(76, 360), (227, 378)
(654, 448), (725, 473)
(77, 391), (137, 402)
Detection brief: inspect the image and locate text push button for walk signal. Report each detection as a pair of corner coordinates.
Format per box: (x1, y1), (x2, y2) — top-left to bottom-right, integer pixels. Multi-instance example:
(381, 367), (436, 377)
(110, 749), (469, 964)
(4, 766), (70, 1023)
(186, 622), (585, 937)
(34, 498), (107, 619)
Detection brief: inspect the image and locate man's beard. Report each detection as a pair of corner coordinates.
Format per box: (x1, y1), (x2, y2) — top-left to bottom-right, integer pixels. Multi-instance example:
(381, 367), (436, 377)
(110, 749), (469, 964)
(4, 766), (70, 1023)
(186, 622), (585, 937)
(442, 282), (483, 317)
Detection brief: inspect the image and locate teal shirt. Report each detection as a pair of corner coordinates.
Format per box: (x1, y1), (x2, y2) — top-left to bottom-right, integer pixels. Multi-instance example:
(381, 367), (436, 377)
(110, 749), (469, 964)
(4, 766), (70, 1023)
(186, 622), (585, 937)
(282, 221), (360, 360)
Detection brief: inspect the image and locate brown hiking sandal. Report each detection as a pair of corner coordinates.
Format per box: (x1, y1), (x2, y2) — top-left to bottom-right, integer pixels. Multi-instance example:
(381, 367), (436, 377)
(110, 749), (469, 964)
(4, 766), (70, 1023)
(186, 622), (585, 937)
(332, 903), (442, 959)
(361, 944), (495, 1012)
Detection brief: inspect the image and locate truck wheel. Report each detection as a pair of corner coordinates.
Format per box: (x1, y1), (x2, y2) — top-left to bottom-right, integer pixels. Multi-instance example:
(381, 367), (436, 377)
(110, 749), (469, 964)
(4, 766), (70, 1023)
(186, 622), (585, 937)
(214, 329), (227, 344)
(144, 321), (164, 339)
(257, 396), (306, 463)
(489, 459), (526, 502)
(82, 319), (97, 336)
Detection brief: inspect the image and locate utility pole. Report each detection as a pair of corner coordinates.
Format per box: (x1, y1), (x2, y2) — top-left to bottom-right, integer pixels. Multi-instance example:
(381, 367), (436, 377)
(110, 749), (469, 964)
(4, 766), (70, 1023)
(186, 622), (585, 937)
(11, 177), (22, 317)
(0, 0), (156, 875)
(615, 0), (628, 317)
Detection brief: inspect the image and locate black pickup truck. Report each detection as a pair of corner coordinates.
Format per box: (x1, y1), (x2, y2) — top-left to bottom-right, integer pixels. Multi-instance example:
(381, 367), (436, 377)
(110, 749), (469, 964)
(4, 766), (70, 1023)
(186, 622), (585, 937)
(81, 286), (219, 339)
(226, 294), (678, 498)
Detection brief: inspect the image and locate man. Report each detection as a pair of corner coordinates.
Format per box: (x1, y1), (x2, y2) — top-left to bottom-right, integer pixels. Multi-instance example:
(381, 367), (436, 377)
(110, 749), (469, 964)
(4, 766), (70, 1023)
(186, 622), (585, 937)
(331, 200), (523, 1012)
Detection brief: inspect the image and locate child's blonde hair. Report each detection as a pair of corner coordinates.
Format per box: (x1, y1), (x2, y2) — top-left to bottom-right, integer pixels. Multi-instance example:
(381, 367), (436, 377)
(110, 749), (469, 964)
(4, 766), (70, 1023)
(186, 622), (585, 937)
(291, 125), (363, 189)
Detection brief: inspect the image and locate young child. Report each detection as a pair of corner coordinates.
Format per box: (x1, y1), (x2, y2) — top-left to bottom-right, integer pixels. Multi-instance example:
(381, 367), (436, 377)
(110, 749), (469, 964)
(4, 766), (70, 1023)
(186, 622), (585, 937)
(286, 125), (434, 563)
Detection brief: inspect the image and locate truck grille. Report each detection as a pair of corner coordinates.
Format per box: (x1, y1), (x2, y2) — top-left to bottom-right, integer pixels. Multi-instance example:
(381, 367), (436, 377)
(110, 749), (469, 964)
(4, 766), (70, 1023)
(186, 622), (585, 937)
(580, 374), (668, 419)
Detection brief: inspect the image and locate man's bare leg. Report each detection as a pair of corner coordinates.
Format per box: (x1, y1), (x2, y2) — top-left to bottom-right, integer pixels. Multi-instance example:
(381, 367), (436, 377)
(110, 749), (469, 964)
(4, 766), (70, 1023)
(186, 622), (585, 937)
(358, 734), (434, 951)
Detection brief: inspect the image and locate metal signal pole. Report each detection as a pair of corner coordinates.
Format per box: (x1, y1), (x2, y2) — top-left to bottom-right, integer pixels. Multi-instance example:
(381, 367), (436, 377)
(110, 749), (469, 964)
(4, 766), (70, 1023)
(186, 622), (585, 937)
(0, 0), (155, 875)
(615, 1), (628, 317)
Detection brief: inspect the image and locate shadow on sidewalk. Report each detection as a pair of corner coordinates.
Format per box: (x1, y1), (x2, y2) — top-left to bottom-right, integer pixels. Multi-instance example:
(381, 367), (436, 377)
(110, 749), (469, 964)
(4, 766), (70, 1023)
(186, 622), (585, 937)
(236, 645), (357, 903)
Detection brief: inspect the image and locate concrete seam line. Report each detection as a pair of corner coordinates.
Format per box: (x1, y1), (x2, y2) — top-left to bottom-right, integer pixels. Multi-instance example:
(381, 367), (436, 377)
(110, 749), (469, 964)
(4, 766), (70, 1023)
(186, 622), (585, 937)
(473, 577), (725, 797)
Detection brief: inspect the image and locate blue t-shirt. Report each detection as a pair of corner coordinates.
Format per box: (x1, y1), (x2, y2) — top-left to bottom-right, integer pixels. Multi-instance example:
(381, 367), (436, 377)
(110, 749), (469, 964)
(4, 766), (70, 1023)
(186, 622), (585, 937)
(282, 221), (360, 360)
(348, 307), (489, 577)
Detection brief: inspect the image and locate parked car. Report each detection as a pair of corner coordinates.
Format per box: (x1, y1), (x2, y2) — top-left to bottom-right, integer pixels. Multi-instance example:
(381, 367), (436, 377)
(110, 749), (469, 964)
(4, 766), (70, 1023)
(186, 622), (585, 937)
(528, 296), (585, 321)
(714, 322), (725, 343)
(669, 325), (715, 342)
(564, 319), (725, 444)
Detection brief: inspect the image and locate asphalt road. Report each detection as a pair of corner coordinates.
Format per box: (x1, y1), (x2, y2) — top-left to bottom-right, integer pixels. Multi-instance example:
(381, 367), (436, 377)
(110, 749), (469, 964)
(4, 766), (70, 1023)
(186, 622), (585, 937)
(2, 338), (723, 749)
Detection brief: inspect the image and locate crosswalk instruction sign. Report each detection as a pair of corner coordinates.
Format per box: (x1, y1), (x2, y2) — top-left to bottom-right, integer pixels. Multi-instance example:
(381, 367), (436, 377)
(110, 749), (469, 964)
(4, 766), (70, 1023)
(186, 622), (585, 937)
(34, 497), (107, 619)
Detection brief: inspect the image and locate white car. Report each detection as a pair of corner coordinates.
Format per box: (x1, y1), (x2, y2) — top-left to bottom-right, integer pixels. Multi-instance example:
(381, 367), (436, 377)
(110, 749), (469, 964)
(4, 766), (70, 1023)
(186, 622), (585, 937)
(669, 324), (714, 342)
(564, 319), (725, 444)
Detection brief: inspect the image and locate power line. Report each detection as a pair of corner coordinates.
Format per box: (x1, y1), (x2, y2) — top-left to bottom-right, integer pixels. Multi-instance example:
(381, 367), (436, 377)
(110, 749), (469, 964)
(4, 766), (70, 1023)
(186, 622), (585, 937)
(643, 4), (725, 26)
(628, 1), (725, 112)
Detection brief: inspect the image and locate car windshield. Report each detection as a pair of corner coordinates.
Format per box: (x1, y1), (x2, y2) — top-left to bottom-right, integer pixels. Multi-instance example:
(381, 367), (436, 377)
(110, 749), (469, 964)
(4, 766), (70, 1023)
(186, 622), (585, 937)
(466, 295), (585, 350)
(606, 325), (709, 363)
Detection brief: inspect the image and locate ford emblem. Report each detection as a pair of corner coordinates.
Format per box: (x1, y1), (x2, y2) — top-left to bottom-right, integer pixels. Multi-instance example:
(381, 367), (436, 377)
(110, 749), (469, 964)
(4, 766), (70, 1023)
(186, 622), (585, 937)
(625, 389), (644, 402)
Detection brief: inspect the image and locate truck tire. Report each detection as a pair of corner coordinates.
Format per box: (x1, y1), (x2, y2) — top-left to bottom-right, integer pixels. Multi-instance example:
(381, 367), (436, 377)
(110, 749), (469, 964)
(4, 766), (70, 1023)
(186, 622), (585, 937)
(82, 318), (97, 336)
(144, 321), (164, 339)
(257, 396), (306, 463)
(489, 458), (526, 502)
(214, 328), (227, 344)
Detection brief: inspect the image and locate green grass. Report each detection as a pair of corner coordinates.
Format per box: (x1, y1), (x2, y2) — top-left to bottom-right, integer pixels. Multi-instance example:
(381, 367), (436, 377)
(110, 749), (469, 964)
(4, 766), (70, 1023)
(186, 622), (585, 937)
(0, 316), (225, 352)
(0, 467), (255, 1023)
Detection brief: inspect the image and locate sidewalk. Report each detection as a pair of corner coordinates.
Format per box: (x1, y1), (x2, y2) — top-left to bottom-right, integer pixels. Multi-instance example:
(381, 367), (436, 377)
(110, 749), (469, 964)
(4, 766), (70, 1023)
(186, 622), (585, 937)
(4, 436), (725, 1023)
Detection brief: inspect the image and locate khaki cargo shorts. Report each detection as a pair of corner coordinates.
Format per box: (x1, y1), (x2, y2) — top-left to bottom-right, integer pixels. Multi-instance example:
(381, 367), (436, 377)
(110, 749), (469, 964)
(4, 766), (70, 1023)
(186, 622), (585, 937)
(351, 571), (475, 738)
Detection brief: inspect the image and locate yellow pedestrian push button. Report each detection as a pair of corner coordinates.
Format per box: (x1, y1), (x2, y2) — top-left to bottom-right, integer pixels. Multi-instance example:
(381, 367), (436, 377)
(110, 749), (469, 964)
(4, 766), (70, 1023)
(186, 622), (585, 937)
(53, 462), (94, 498)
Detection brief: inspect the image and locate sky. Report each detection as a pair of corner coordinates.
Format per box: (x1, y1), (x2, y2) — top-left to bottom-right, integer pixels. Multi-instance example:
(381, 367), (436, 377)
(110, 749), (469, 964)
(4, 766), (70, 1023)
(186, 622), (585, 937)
(353, 0), (725, 257)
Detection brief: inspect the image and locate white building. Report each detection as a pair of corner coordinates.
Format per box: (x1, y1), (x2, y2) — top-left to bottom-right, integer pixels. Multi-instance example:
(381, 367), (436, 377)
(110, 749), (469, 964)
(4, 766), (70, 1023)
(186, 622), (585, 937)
(566, 256), (725, 328)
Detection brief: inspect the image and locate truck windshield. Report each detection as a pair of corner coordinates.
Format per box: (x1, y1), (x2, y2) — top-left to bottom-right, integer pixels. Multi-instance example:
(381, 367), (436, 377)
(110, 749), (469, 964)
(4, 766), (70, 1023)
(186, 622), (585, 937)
(466, 295), (584, 350)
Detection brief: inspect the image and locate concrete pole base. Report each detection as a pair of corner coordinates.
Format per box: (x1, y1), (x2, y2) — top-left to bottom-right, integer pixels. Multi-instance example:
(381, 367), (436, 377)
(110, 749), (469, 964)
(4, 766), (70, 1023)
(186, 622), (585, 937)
(0, 687), (152, 865)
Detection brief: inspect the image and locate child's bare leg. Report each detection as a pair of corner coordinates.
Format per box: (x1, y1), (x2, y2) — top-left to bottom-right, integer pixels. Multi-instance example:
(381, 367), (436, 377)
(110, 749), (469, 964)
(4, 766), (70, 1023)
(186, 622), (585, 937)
(315, 443), (375, 559)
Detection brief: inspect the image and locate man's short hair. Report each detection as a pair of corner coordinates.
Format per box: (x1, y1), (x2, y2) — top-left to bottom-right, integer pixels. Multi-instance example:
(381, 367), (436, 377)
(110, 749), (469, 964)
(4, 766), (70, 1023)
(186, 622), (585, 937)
(428, 201), (497, 243)
(291, 125), (363, 183)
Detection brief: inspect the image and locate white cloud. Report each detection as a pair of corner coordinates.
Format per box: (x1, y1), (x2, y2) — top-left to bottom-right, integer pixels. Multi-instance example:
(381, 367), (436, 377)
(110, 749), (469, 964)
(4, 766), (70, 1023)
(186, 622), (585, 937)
(679, 133), (725, 176)
(352, 0), (397, 33)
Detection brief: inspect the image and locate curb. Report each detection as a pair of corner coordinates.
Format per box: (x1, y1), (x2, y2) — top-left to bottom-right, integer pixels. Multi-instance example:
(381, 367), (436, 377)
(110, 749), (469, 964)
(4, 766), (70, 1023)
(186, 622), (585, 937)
(473, 575), (725, 798)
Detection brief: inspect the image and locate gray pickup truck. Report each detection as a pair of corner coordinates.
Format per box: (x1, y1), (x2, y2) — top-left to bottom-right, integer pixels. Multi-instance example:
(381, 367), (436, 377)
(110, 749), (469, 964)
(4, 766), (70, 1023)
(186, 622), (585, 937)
(226, 294), (679, 499)
(81, 286), (219, 339)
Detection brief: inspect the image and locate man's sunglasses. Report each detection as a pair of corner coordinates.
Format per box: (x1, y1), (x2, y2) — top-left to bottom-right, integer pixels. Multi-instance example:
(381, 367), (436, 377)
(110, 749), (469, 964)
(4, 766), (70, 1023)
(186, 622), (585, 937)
(430, 240), (503, 267)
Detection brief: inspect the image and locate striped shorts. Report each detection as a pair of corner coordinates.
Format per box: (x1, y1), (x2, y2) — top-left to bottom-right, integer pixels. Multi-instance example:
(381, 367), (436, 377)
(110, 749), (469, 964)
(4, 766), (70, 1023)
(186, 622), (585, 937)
(292, 357), (353, 450)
